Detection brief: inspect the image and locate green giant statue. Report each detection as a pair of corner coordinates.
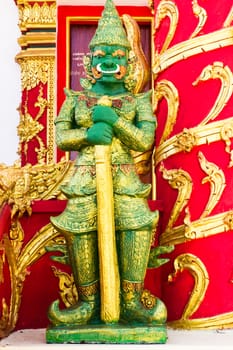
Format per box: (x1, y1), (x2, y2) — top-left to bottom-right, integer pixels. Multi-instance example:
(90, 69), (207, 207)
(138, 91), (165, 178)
(46, 0), (167, 343)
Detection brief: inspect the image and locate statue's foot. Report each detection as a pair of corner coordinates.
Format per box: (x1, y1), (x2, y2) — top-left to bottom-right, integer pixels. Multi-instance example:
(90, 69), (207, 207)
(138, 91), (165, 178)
(120, 289), (167, 325)
(48, 299), (100, 326)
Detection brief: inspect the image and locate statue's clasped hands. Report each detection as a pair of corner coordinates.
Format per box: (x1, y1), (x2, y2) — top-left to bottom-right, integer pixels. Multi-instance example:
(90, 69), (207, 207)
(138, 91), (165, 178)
(87, 105), (118, 145)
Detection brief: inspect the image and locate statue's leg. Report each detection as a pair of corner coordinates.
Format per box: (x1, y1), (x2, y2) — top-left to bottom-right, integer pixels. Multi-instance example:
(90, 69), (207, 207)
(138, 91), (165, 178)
(48, 231), (100, 326)
(117, 229), (167, 325)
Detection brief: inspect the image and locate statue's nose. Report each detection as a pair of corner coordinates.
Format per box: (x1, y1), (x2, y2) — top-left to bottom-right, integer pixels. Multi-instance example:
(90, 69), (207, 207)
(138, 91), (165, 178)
(103, 59), (114, 68)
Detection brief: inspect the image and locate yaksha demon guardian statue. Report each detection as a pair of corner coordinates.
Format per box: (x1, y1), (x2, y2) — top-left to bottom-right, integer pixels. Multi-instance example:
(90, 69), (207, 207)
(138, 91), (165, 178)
(47, 0), (167, 343)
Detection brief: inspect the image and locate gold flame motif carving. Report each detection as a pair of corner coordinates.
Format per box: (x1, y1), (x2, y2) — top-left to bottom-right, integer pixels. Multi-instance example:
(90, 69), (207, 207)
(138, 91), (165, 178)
(51, 267), (78, 308)
(18, 1), (56, 30)
(193, 62), (233, 126)
(223, 5), (233, 27)
(17, 86), (47, 164)
(155, 0), (179, 56)
(160, 164), (193, 232)
(153, 27), (233, 77)
(198, 151), (226, 219)
(154, 80), (179, 146)
(0, 223), (60, 338)
(168, 253), (209, 321)
(190, 0), (207, 39)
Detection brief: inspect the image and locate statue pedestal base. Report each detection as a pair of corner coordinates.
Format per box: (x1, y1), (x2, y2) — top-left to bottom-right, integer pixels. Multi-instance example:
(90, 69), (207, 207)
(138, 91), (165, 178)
(46, 324), (167, 344)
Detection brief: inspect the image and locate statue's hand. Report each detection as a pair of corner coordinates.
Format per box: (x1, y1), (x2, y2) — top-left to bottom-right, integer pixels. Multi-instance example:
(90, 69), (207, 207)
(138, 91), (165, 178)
(93, 105), (118, 126)
(87, 122), (113, 145)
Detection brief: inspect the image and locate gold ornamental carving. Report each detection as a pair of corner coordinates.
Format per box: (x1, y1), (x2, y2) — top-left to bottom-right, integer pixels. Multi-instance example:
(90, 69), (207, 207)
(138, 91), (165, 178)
(155, 0), (179, 56)
(0, 161), (74, 218)
(193, 62), (233, 126)
(16, 56), (56, 163)
(198, 151), (226, 219)
(159, 150), (229, 246)
(190, 0), (207, 39)
(160, 209), (233, 246)
(0, 157), (76, 338)
(153, 80), (179, 146)
(156, 116), (233, 165)
(223, 5), (233, 27)
(51, 267), (78, 308)
(17, 86), (47, 164)
(153, 27), (233, 77)
(17, 57), (51, 91)
(17, 1), (56, 30)
(0, 223), (61, 338)
(160, 164), (192, 233)
(168, 253), (209, 321)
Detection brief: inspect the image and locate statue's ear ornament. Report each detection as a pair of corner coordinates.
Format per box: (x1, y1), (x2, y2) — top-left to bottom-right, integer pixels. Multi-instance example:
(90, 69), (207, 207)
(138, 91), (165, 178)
(80, 54), (96, 90)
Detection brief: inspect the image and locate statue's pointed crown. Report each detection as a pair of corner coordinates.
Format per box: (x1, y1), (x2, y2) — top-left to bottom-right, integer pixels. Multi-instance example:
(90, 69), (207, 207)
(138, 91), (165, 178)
(89, 0), (130, 50)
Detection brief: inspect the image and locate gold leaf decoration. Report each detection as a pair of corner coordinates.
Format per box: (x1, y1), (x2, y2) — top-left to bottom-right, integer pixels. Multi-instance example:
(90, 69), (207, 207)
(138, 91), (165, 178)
(156, 117), (233, 165)
(168, 253), (209, 320)
(220, 119), (233, 167)
(154, 79), (179, 146)
(155, 0), (179, 55)
(223, 5), (233, 27)
(0, 160), (74, 218)
(19, 58), (50, 91)
(17, 86), (47, 165)
(18, 1), (56, 30)
(198, 151), (226, 218)
(51, 266), (78, 308)
(223, 211), (233, 230)
(160, 164), (193, 232)
(193, 62), (233, 126)
(0, 222), (60, 338)
(175, 128), (198, 153)
(160, 210), (233, 246)
(190, 0), (207, 39)
(153, 27), (233, 76)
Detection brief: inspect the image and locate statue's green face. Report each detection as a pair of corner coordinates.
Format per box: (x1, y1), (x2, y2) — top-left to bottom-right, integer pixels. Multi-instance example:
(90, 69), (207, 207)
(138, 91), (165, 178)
(91, 45), (128, 84)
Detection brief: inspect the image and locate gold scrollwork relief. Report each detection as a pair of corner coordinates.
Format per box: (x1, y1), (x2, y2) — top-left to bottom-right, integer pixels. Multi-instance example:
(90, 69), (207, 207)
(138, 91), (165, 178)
(190, 0), (207, 39)
(223, 5), (233, 28)
(51, 267), (78, 308)
(160, 164), (193, 233)
(160, 209), (233, 246)
(169, 311), (233, 330)
(193, 62), (233, 126)
(154, 0), (179, 56)
(156, 117), (233, 165)
(16, 56), (56, 163)
(0, 222), (61, 338)
(220, 120), (233, 167)
(198, 151), (226, 219)
(122, 14), (150, 94)
(168, 253), (209, 321)
(153, 27), (233, 77)
(159, 151), (228, 245)
(17, 86), (47, 164)
(18, 1), (56, 30)
(17, 57), (50, 91)
(0, 161), (74, 219)
(153, 79), (179, 146)
(147, 0), (154, 14)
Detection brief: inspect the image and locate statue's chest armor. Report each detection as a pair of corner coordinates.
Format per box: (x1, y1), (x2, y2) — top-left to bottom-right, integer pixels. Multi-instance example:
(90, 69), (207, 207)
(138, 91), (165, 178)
(74, 94), (137, 128)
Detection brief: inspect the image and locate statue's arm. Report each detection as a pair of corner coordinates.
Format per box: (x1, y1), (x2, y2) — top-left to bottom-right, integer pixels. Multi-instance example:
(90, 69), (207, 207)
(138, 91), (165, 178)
(55, 90), (88, 152)
(113, 91), (156, 152)
(113, 119), (155, 152)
